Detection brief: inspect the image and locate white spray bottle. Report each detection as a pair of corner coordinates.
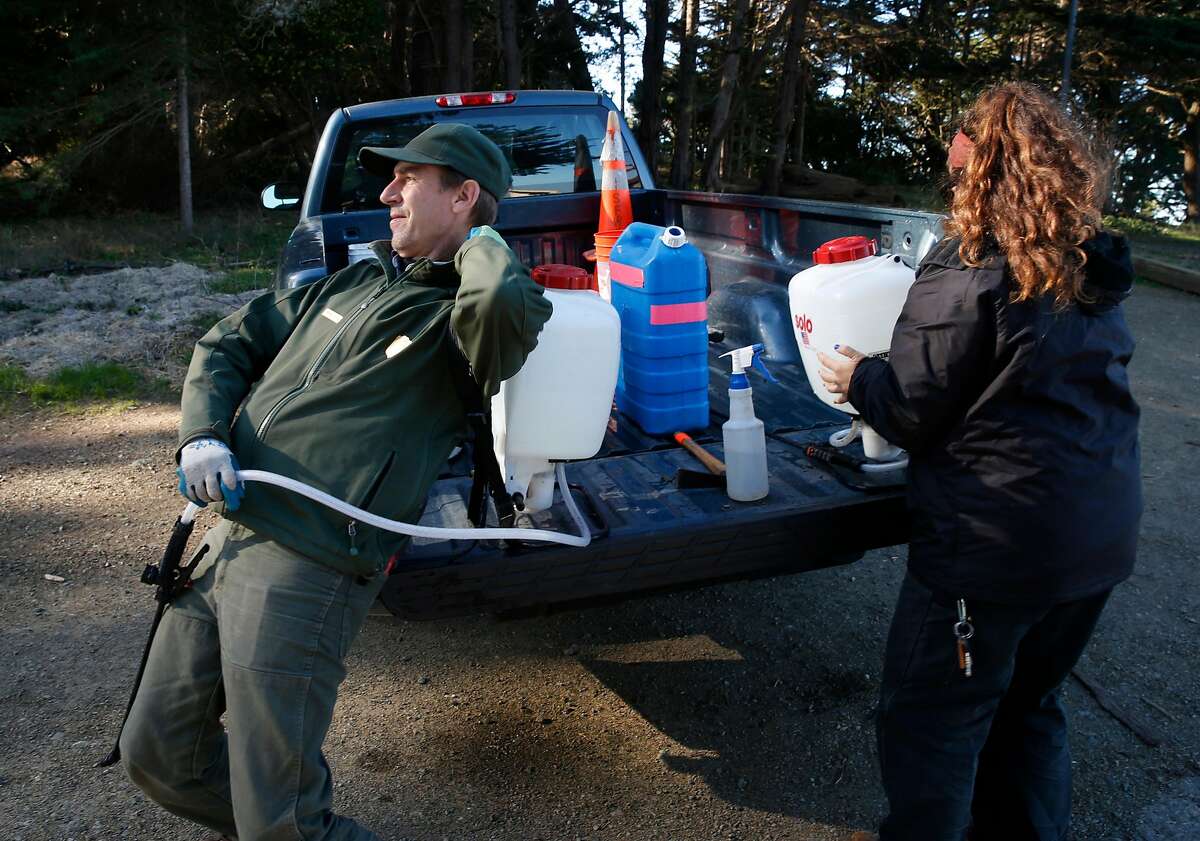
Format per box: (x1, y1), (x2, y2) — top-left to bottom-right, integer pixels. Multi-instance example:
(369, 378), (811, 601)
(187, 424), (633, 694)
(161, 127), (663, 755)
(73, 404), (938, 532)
(720, 343), (777, 502)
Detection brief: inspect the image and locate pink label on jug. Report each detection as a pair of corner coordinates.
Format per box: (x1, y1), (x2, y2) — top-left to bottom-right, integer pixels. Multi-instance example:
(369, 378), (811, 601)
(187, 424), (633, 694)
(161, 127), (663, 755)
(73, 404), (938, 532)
(609, 262), (644, 288)
(649, 302), (707, 325)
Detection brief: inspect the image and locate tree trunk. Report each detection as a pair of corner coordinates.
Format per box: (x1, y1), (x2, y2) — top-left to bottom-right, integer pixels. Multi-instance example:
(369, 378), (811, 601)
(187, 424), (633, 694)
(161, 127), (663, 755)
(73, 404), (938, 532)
(177, 35), (193, 234)
(619, 0), (626, 108)
(669, 0), (700, 189)
(388, 0), (412, 98)
(1185, 99), (1199, 224)
(719, 132), (733, 186)
(763, 0), (809, 195)
(445, 0), (463, 91)
(498, 0), (521, 88)
(702, 0), (751, 191)
(553, 0), (593, 91)
(460, 3), (473, 90)
(410, 1), (442, 95)
(790, 64), (808, 173)
(637, 0), (670, 176)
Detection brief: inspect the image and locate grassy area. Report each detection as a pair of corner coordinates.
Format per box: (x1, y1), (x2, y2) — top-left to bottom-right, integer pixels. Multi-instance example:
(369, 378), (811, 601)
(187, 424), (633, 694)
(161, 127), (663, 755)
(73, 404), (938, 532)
(0, 362), (172, 412)
(1104, 215), (1200, 244)
(0, 207), (295, 288)
(209, 265), (276, 294)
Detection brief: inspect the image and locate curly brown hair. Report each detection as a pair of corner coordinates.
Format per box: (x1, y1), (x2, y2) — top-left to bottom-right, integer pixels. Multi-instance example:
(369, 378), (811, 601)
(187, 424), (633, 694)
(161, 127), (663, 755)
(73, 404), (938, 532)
(945, 82), (1109, 307)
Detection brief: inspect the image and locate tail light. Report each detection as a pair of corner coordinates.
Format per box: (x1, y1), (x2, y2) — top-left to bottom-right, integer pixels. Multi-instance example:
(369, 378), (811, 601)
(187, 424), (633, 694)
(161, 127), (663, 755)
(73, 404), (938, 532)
(435, 92), (517, 107)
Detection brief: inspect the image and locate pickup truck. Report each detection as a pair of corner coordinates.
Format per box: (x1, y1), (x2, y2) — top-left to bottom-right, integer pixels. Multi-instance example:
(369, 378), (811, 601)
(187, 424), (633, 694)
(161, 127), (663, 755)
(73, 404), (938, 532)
(261, 89), (944, 620)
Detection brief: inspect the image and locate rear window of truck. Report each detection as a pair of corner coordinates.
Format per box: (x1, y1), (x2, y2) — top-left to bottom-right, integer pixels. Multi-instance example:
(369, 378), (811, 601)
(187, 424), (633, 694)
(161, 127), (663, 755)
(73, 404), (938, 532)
(322, 106), (643, 212)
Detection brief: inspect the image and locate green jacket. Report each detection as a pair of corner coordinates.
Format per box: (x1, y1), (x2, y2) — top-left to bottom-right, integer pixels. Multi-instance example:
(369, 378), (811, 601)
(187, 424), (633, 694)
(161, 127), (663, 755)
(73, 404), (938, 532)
(179, 235), (552, 576)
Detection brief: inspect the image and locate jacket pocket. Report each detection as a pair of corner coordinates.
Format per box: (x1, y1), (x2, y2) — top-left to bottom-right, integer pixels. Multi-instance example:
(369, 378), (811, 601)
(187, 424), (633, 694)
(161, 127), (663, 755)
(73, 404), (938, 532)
(371, 431), (432, 560)
(357, 451), (397, 511)
(346, 451), (397, 560)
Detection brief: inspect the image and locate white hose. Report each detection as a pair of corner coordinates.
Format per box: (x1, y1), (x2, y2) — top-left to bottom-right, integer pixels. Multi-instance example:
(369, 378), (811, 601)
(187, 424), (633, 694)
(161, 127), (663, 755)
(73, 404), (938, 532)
(829, 418), (862, 448)
(825, 419), (907, 473)
(178, 463), (591, 547)
(861, 457), (908, 473)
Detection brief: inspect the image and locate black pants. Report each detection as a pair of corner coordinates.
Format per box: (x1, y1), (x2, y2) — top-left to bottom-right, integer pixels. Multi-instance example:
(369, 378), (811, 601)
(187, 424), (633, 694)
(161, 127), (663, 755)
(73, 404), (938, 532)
(876, 573), (1111, 841)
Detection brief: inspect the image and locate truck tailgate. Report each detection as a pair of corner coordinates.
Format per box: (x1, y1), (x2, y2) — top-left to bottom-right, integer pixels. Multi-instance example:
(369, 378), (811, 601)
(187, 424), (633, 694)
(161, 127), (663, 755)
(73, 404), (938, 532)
(380, 346), (910, 619)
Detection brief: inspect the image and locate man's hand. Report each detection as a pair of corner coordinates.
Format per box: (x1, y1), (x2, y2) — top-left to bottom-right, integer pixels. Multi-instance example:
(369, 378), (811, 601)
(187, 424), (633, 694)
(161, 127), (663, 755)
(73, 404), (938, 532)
(177, 439), (244, 510)
(816, 345), (866, 404)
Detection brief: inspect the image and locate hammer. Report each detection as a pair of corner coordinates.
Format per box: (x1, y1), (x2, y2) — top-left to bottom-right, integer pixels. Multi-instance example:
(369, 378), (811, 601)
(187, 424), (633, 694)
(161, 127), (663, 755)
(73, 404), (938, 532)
(673, 432), (726, 476)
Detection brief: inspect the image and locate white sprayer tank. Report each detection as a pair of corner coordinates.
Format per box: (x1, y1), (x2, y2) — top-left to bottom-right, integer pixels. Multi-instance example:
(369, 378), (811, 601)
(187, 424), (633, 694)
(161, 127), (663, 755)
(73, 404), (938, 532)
(789, 236), (916, 461)
(491, 268), (621, 512)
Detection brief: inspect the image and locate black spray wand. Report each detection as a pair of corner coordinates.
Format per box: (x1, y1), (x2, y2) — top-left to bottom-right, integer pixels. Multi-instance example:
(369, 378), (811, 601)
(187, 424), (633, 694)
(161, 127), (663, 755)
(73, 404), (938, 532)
(98, 510), (207, 767)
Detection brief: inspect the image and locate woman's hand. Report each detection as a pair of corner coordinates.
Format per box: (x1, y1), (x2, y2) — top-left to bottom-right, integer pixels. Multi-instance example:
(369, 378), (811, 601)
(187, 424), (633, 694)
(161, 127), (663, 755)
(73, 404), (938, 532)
(816, 345), (866, 404)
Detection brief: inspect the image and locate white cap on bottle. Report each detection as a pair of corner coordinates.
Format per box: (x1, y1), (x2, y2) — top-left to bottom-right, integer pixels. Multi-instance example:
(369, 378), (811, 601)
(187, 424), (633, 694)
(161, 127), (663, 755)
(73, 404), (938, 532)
(660, 226), (687, 248)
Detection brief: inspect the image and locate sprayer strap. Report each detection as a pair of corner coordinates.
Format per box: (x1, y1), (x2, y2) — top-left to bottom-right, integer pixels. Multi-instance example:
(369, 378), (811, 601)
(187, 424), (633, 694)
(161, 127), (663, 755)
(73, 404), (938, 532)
(444, 327), (516, 529)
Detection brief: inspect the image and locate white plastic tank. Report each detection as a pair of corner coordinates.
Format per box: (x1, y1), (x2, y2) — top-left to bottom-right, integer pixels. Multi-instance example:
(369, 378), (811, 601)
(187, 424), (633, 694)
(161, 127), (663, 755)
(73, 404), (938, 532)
(789, 236), (916, 461)
(491, 265), (621, 512)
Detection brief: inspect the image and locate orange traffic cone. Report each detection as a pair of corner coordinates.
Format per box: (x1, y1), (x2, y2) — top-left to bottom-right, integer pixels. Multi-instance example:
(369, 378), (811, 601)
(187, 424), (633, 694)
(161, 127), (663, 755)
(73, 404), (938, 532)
(599, 110), (634, 233)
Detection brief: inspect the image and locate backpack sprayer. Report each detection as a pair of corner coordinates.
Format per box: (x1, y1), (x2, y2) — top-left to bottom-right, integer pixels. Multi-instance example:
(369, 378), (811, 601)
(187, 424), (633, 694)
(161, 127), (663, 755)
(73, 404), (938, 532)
(100, 239), (622, 767)
(100, 432), (601, 771)
(788, 236), (917, 471)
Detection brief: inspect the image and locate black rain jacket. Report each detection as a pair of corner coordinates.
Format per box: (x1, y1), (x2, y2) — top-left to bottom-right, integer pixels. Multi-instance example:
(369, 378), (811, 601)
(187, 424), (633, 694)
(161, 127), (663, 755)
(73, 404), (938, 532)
(849, 233), (1141, 606)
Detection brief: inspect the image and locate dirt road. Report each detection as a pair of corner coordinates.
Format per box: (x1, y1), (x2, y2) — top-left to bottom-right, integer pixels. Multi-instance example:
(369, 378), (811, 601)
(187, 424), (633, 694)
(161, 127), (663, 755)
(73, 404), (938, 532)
(1, 279), (1198, 840)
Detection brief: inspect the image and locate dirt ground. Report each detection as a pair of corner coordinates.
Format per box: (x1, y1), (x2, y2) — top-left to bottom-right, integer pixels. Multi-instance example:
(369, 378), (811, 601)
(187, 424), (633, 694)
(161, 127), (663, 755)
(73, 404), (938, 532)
(1, 278), (1199, 841)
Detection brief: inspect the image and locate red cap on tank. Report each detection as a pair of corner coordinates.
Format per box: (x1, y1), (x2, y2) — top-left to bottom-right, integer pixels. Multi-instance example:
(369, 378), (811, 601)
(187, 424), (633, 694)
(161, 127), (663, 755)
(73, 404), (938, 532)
(812, 235), (877, 265)
(531, 263), (594, 291)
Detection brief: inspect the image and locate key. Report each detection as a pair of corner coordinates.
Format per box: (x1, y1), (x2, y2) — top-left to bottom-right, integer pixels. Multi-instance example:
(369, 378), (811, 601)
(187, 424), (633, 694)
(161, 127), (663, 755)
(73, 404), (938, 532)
(954, 598), (974, 678)
(956, 636), (973, 677)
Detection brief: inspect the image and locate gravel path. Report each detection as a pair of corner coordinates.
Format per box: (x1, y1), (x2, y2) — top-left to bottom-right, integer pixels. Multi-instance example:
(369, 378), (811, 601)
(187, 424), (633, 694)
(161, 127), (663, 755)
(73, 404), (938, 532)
(0, 280), (1198, 840)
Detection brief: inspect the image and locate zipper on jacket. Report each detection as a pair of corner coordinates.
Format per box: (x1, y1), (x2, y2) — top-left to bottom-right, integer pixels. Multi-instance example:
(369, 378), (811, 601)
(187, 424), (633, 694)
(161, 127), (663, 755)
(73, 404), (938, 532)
(347, 520), (359, 556)
(255, 261), (428, 441)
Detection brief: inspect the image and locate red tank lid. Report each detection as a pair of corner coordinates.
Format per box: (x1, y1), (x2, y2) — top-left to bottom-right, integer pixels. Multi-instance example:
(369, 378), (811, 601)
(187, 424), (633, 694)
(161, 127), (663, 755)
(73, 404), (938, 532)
(531, 263), (594, 291)
(812, 235), (878, 265)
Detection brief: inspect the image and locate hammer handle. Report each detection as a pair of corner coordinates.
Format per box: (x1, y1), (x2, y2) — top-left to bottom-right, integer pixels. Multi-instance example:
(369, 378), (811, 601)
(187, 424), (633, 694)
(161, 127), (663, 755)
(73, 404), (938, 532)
(673, 432), (726, 476)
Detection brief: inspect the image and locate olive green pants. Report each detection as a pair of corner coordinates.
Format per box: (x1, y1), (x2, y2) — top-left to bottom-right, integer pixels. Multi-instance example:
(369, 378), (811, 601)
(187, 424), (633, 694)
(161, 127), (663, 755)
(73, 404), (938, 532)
(120, 519), (387, 841)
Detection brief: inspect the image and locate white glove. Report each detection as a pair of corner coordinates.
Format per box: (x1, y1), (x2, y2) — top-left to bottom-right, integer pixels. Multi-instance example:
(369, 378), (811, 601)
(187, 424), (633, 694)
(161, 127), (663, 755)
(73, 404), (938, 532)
(177, 438), (244, 509)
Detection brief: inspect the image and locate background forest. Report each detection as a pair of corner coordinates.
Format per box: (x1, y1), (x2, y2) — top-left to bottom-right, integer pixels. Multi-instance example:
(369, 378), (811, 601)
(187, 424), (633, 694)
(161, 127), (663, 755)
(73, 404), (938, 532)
(2, 0), (1198, 226)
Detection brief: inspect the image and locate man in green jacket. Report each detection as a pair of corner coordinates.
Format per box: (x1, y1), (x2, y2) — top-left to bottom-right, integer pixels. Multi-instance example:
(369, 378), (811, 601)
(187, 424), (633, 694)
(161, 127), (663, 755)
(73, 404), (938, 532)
(119, 124), (552, 841)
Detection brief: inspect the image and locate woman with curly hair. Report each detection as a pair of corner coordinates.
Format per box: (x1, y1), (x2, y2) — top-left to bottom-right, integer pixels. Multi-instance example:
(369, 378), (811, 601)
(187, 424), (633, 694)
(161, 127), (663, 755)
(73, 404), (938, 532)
(821, 82), (1141, 840)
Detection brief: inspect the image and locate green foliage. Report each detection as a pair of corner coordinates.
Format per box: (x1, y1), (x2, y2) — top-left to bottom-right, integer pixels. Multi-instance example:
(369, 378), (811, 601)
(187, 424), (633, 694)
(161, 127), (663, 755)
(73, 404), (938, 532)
(0, 362), (170, 410)
(187, 311), (225, 332)
(1105, 215), (1200, 244)
(210, 266), (271, 294)
(647, 0), (1199, 217)
(2, 0), (1197, 222)
(0, 208), (293, 278)
(0, 365), (30, 396)
(0, 0), (396, 217)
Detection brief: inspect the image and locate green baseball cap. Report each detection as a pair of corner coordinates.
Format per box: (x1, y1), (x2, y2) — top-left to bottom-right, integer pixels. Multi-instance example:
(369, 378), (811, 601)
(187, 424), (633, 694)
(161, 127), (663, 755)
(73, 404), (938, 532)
(358, 123), (512, 200)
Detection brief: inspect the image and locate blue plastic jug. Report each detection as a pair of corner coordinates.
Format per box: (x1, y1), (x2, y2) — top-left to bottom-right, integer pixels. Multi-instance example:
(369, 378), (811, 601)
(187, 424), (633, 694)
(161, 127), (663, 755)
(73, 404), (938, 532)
(609, 223), (710, 435)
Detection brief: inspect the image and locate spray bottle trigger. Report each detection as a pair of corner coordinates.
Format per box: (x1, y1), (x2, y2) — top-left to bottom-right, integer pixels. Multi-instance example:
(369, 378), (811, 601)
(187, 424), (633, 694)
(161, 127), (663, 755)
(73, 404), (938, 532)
(751, 351), (779, 384)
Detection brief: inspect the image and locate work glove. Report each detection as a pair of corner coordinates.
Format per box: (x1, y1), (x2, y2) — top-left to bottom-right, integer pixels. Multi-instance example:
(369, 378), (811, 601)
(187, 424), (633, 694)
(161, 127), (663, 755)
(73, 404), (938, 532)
(467, 225), (508, 246)
(176, 438), (244, 510)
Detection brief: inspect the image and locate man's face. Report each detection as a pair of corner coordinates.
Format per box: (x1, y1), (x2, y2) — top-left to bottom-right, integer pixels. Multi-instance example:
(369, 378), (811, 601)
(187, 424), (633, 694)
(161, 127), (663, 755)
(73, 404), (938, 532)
(379, 163), (468, 259)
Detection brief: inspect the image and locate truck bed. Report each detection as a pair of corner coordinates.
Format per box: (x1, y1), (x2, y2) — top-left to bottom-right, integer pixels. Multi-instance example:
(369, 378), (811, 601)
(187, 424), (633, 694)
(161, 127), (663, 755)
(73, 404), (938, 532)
(277, 93), (942, 619)
(380, 343), (910, 620)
